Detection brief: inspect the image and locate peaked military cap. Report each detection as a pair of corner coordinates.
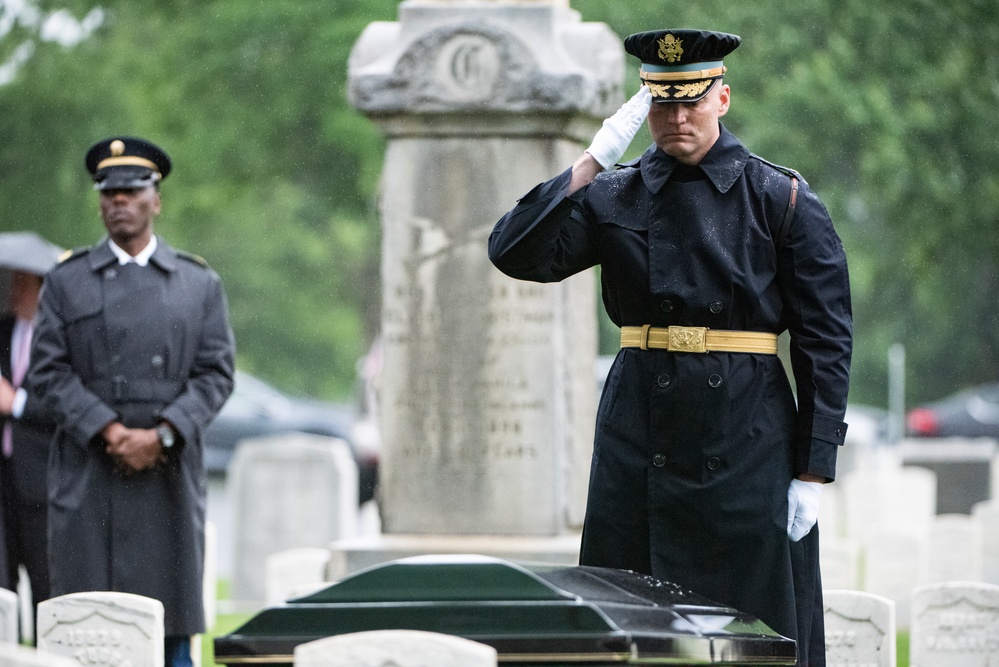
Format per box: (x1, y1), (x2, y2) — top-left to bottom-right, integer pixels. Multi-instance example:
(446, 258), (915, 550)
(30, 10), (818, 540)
(624, 29), (741, 103)
(85, 136), (172, 190)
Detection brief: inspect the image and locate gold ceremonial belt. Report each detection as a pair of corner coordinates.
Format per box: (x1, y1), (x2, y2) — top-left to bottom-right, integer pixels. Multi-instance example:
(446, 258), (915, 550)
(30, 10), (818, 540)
(621, 325), (778, 355)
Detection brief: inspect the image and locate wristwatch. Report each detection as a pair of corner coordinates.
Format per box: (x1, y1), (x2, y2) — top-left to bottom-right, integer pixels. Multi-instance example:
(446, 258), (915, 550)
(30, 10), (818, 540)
(156, 423), (176, 450)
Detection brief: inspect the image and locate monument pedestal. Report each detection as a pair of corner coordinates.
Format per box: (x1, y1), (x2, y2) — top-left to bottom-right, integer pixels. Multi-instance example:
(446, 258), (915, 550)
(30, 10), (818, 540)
(345, 0), (622, 554)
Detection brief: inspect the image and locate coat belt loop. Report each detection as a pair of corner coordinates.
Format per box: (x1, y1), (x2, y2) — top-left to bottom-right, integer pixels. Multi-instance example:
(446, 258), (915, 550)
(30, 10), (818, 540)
(639, 324), (651, 351)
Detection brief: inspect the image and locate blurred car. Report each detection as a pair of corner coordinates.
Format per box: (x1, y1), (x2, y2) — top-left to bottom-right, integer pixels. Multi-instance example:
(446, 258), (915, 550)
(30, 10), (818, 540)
(203, 370), (378, 504)
(906, 382), (999, 439)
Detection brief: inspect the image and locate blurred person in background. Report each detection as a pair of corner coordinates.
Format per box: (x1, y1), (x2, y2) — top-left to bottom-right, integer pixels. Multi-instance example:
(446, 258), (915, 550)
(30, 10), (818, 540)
(0, 267), (57, 622)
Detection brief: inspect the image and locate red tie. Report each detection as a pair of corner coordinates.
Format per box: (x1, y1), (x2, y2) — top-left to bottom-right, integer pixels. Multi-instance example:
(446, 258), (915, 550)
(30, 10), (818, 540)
(3, 321), (32, 458)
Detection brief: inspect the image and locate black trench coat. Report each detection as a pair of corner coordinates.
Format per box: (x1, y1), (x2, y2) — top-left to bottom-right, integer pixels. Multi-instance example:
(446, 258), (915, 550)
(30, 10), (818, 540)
(29, 238), (235, 637)
(489, 125), (852, 666)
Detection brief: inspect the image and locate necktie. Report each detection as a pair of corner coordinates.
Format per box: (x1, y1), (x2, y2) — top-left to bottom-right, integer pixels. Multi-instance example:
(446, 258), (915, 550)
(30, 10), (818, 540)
(3, 321), (32, 458)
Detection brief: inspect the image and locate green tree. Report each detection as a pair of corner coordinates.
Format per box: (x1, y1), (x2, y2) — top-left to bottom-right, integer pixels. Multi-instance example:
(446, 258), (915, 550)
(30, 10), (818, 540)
(0, 0), (396, 399)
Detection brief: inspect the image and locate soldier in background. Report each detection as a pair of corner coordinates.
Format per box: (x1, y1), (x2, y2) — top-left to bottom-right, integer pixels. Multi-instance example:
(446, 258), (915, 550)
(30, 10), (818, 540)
(30, 136), (235, 667)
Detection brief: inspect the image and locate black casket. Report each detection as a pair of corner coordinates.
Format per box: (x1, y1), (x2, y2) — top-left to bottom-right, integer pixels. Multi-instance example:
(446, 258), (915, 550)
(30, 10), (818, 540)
(214, 555), (797, 666)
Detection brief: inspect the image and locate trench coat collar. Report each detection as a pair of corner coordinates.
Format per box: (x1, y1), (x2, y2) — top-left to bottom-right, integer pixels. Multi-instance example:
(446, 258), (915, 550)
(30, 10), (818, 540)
(639, 122), (750, 195)
(87, 235), (178, 273)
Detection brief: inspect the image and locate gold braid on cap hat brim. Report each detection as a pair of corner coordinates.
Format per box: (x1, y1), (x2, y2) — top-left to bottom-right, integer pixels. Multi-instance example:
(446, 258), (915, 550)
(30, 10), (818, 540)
(96, 156), (161, 172)
(639, 65), (726, 82)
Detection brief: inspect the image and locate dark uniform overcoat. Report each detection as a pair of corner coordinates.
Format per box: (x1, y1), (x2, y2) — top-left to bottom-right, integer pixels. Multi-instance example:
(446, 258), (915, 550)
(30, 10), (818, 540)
(489, 125), (852, 665)
(29, 237), (235, 636)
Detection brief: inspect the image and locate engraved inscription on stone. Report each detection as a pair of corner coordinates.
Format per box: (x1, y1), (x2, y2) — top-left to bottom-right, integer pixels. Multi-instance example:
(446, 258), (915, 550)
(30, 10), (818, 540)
(37, 592), (164, 667)
(911, 582), (999, 665)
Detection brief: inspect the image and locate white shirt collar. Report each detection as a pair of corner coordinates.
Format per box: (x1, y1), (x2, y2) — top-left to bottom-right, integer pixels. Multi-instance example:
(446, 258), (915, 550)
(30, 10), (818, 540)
(109, 236), (158, 266)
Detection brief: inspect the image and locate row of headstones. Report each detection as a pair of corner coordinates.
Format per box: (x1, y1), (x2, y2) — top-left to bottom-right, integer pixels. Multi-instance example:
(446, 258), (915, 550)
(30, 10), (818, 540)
(828, 450), (999, 545)
(825, 582), (999, 667)
(1, 582), (997, 667)
(819, 452), (999, 626)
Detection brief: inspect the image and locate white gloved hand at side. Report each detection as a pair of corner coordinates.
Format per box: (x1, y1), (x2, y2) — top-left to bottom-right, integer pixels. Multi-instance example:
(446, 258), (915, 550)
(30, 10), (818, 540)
(787, 479), (823, 542)
(585, 86), (653, 170)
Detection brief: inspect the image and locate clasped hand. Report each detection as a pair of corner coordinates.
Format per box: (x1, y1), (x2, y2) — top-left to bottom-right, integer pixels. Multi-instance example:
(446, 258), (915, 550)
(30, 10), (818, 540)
(102, 421), (166, 474)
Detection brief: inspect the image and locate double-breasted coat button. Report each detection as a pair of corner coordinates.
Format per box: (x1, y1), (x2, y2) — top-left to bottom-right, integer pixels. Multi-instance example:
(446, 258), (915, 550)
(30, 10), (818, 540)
(709, 300), (723, 313)
(151, 355), (164, 368)
(652, 454), (667, 467)
(104, 268), (117, 279)
(660, 299), (674, 313)
(706, 457), (721, 470)
(708, 374), (722, 387)
(657, 374), (671, 388)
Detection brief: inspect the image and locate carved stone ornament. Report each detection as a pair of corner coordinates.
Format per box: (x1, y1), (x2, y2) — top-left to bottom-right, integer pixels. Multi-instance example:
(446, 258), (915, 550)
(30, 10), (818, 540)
(350, 22), (605, 115)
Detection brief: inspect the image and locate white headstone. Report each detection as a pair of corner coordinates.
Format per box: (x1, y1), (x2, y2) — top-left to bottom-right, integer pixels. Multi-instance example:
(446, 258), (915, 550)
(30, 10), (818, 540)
(293, 630), (497, 667)
(910, 581), (999, 666)
(925, 514), (983, 584)
(820, 483), (844, 539)
(0, 588), (17, 644)
(16, 566), (31, 644)
(37, 592), (165, 667)
(0, 643), (79, 666)
(972, 500), (999, 585)
(230, 433), (359, 605)
(843, 466), (936, 544)
(265, 548), (332, 605)
(823, 589), (896, 667)
(820, 537), (861, 591)
(203, 519), (217, 631)
(863, 529), (926, 628)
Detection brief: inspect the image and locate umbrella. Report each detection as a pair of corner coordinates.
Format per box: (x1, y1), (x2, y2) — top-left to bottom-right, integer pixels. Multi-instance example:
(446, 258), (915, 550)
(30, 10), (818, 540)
(0, 231), (65, 276)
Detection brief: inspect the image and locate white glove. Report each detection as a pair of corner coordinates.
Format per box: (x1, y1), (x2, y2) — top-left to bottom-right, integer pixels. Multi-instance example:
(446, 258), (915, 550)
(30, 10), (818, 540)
(787, 479), (823, 542)
(585, 86), (653, 170)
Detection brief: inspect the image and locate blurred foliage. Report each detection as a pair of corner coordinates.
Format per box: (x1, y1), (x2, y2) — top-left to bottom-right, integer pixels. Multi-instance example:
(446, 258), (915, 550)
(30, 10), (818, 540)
(0, 0), (395, 399)
(1, 0), (997, 407)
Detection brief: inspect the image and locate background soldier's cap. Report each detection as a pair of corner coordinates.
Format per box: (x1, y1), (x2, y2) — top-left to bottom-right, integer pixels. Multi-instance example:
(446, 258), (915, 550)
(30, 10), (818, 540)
(84, 136), (172, 190)
(624, 29), (741, 103)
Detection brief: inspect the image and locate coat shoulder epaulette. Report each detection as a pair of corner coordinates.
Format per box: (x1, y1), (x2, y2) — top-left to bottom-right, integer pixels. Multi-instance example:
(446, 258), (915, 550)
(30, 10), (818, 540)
(175, 249), (209, 268)
(56, 246), (90, 265)
(748, 153), (806, 185)
(617, 155), (643, 170)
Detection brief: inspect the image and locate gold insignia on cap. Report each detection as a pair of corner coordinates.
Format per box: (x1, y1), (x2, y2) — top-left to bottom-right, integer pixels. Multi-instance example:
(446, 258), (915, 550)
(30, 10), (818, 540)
(110, 140), (126, 157)
(658, 34), (683, 63)
(674, 79), (714, 99)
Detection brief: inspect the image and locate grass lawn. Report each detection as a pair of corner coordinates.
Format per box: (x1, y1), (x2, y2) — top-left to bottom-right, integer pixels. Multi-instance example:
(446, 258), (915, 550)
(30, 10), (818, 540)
(202, 612), (253, 667)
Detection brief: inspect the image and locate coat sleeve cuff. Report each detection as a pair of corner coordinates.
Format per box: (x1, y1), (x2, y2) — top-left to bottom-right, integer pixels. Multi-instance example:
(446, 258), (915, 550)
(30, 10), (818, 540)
(795, 413), (848, 481)
(75, 402), (119, 447)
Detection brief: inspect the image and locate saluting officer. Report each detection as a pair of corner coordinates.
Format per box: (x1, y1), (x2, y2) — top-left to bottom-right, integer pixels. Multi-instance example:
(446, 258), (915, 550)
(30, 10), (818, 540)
(489, 30), (852, 666)
(30, 137), (235, 667)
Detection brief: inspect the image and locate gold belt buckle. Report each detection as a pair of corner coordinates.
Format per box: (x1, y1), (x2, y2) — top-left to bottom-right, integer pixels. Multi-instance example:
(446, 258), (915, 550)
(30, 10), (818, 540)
(667, 326), (708, 353)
